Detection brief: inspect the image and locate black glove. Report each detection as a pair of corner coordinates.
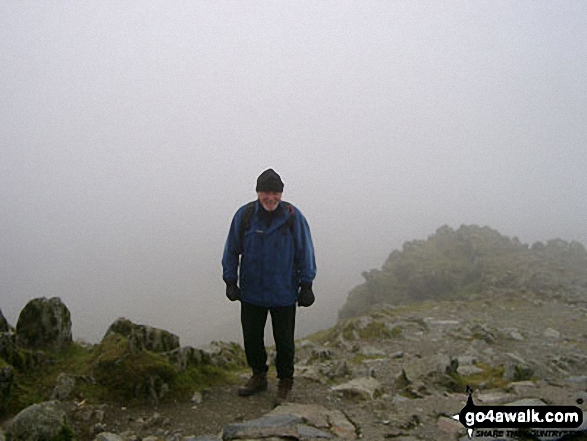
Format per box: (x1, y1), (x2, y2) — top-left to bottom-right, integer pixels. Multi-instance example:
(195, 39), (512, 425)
(297, 282), (315, 307)
(225, 281), (241, 302)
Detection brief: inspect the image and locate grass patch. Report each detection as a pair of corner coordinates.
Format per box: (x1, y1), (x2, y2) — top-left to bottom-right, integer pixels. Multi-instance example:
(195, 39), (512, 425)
(171, 365), (237, 400)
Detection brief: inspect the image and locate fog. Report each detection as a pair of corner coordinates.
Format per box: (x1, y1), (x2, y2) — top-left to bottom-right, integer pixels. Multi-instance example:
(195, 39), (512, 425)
(1, 2), (586, 347)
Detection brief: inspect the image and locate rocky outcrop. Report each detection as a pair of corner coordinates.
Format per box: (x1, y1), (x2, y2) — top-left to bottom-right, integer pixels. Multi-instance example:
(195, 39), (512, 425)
(104, 317), (180, 353)
(340, 225), (587, 319)
(15, 297), (72, 350)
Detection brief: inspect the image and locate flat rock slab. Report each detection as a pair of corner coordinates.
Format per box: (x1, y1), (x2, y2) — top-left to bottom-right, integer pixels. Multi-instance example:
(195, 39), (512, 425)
(270, 403), (357, 439)
(222, 413), (334, 440)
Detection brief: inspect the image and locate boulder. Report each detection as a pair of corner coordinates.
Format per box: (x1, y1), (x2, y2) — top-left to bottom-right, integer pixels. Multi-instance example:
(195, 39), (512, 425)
(6, 400), (70, 441)
(104, 318), (179, 353)
(16, 297), (72, 350)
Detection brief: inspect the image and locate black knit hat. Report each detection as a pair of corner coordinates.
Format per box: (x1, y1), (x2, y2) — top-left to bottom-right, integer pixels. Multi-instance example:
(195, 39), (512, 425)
(256, 168), (284, 192)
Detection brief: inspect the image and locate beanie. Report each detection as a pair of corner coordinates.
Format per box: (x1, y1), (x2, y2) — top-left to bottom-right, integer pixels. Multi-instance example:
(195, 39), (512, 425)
(256, 168), (284, 192)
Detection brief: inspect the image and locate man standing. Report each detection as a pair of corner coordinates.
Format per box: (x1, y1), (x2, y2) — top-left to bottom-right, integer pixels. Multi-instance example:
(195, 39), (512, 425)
(222, 168), (317, 404)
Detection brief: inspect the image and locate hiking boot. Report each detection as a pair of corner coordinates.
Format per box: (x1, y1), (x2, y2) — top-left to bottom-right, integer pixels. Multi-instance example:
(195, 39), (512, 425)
(274, 377), (294, 406)
(238, 372), (268, 397)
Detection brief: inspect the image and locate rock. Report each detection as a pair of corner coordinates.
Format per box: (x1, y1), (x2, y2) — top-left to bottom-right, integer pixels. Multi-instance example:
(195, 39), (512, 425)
(222, 413), (303, 439)
(270, 403), (356, 439)
(0, 332), (46, 371)
(200, 341), (246, 368)
(104, 318), (180, 353)
(543, 328), (561, 340)
(295, 365), (325, 383)
(503, 353), (534, 381)
(0, 364), (14, 413)
(51, 372), (76, 401)
(436, 416), (464, 437)
(507, 380), (537, 395)
(6, 400), (69, 441)
(359, 346), (386, 358)
(165, 346), (209, 371)
(0, 332), (16, 363)
(320, 360), (351, 380)
(457, 365), (484, 376)
(469, 323), (496, 344)
(504, 397), (546, 406)
(501, 328), (525, 341)
(16, 297), (72, 350)
(0, 309), (9, 332)
(476, 391), (517, 404)
(565, 376), (587, 384)
(331, 377), (383, 400)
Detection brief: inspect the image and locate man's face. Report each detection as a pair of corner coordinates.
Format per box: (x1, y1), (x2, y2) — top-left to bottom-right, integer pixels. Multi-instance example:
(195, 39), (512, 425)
(257, 191), (282, 212)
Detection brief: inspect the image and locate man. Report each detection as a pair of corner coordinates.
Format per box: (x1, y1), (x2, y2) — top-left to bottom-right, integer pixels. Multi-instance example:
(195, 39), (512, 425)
(222, 168), (317, 404)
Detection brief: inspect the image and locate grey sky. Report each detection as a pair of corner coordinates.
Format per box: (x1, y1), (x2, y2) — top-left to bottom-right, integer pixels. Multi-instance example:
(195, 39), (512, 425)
(1, 1), (586, 346)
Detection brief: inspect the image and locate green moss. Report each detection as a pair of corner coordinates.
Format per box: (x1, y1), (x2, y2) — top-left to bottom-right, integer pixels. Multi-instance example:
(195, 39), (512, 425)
(171, 365), (237, 400)
(448, 363), (508, 392)
(4, 336), (242, 416)
(91, 335), (176, 401)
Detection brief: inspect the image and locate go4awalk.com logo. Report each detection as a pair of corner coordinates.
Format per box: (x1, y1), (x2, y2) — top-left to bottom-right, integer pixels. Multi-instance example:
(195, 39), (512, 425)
(452, 387), (583, 439)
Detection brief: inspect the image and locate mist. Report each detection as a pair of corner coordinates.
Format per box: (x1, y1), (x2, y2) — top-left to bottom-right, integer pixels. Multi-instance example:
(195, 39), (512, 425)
(1, 1), (586, 347)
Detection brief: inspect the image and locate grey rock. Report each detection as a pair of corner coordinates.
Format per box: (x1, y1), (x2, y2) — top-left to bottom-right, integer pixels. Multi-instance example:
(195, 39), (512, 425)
(501, 328), (525, 341)
(543, 328), (561, 339)
(504, 397), (546, 406)
(331, 377), (383, 400)
(16, 297), (72, 350)
(359, 346), (386, 358)
(469, 323), (496, 344)
(191, 391), (203, 404)
(457, 365), (484, 376)
(165, 346), (209, 371)
(51, 372), (76, 400)
(200, 341), (246, 368)
(297, 425), (334, 438)
(6, 400), (68, 441)
(565, 376), (587, 384)
(222, 414), (302, 440)
(104, 317), (180, 353)
(270, 403), (356, 439)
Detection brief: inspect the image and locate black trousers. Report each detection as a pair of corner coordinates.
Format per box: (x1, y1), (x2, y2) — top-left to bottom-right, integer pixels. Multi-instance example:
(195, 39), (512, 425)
(240, 301), (296, 379)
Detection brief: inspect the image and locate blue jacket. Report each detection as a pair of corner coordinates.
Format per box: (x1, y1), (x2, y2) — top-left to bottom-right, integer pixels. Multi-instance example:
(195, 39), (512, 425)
(222, 200), (317, 307)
